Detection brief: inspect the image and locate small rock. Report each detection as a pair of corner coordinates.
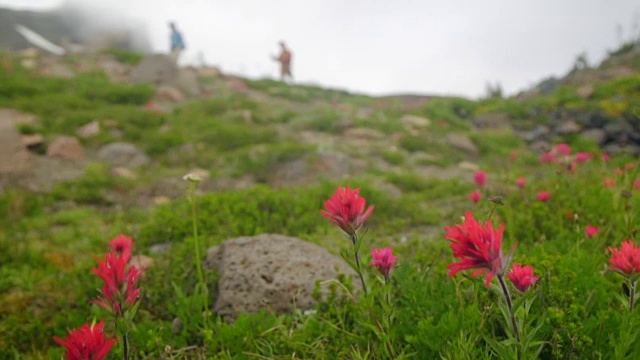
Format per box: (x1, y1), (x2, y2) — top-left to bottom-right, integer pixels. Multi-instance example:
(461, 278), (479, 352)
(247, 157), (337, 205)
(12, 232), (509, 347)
(197, 66), (222, 78)
(21, 134), (44, 148)
(155, 85), (186, 102)
(355, 107), (375, 120)
(76, 120), (100, 138)
(130, 255), (154, 270)
(555, 120), (581, 135)
(400, 114), (431, 128)
(446, 133), (479, 157)
(581, 128), (606, 145)
(111, 167), (137, 180)
(97, 142), (150, 168)
(153, 196), (171, 205)
(458, 161), (480, 171)
(46, 136), (84, 161)
(343, 128), (385, 140)
(472, 112), (511, 130)
(576, 85), (594, 99)
(149, 242), (173, 254)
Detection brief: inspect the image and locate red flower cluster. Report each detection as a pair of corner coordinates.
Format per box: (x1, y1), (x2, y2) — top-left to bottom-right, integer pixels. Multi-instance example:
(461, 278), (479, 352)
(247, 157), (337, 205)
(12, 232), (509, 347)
(321, 186), (374, 236)
(445, 212), (505, 287)
(473, 170), (487, 188)
(92, 235), (142, 315)
(537, 191), (551, 202)
(370, 247), (397, 280)
(585, 225), (600, 238)
(54, 320), (116, 360)
(609, 240), (640, 277)
(507, 263), (539, 292)
(470, 190), (481, 204)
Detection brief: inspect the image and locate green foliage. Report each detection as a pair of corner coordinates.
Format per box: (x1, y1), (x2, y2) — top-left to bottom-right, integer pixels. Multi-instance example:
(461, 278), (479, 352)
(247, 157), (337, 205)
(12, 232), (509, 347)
(100, 48), (145, 65)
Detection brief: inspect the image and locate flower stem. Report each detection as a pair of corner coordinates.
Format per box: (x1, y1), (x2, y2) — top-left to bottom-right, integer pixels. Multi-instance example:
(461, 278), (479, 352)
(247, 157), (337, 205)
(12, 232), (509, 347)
(122, 333), (129, 360)
(497, 274), (520, 343)
(629, 280), (636, 312)
(351, 234), (368, 295)
(188, 182), (209, 335)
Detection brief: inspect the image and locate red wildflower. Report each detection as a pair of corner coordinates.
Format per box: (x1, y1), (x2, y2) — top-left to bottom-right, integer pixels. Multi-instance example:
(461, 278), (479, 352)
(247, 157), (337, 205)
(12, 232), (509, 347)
(634, 180), (640, 190)
(445, 211), (505, 288)
(109, 234), (133, 263)
(321, 186), (374, 236)
(603, 178), (616, 188)
(369, 247), (397, 280)
(540, 152), (556, 164)
(608, 240), (640, 276)
(585, 225), (600, 238)
(575, 152), (593, 163)
(54, 320), (116, 360)
(92, 252), (142, 315)
(602, 153), (610, 163)
(625, 163), (635, 171)
(615, 168), (624, 176)
(507, 263), (539, 292)
(537, 191), (550, 202)
(473, 170), (487, 188)
(470, 190), (481, 203)
(516, 177), (526, 188)
(555, 143), (571, 157)
(510, 151), (518, 161)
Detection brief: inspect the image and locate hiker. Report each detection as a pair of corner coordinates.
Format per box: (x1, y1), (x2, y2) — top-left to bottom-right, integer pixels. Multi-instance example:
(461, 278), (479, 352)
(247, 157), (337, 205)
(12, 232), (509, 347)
(169, 22), (186, 65)
(272, 41), (293, 82)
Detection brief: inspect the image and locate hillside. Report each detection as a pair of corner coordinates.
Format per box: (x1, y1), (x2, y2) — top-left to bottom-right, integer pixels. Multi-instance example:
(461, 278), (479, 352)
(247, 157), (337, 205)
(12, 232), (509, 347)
(1, 44), (640, 359)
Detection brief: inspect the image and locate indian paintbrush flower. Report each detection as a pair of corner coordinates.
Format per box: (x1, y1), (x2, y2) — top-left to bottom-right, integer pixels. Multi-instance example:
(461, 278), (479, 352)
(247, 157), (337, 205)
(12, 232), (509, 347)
(109, 234), (133, 263)
(516, 177), (526, 188)
(470, 190), (481, 203)
(537, 191), (550, 202)
(507, 263), (539, 292)
(445, 211), (506, 288)
(473, 170), (487, 188)
(370, 247), (397, 281)
(585, 225), (600, 238)
(92, 252), (142, 315)
(608, 240), (640, 277)
(321, 186), (374, 237)
(54, 320), (116, 360)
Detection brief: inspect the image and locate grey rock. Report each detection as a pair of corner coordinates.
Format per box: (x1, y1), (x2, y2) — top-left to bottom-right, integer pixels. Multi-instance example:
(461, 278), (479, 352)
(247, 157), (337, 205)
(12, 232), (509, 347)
(472, 112), (511, 130)
(207, 234), (359, 321)
(97, 142), (150, 168)
(446, 133), (479, 157)
(581, 128), (607, 145)
(172, 68), (202, 97)
(130, 54), (177, 85)
(46, 136), (84, 161)
(555, 120), (581, 135)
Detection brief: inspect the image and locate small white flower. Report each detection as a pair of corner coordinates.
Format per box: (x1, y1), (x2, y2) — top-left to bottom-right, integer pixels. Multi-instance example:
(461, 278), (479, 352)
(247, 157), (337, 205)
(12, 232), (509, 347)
(182, 173), (202, 183)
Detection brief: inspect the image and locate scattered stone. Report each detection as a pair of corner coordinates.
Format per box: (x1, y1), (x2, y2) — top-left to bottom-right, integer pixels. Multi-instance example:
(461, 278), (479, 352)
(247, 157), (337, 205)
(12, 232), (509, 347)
(155, 85), (185, 102)
(581, 128), (607, 145)
(97, 142), (150, 168)
(446, 133), (479, 157)
(530, 140), (551, 153)
(458, 161), (480, 171)
(130, 54), (177, 85)
(355, 107), (375, 120)
(39, 59), (75, 78)
(0, 119), (34, 175)
(472, 112), (511, 130)
(111, 167), (137, 180)
(130, 255), (154, 270)
(153, 196), (171, 205)
(520, 126), (550, 143)
(149, 242), (173, 254)
(46, 136), (84, 161)
(576, 85), (594, 99)
(272, 152), (350, 187)
(21, 134), (44, 148)
(197, 66), (222, 78)
(76, 120), (100, 138)
(555, 120), (581, 135)
(226, 77), (249, 93)
(400, 114), (431, 129)
(343, 128), (385, 140)
(172, 68), (202, 97)
(206, 234), (359, 321)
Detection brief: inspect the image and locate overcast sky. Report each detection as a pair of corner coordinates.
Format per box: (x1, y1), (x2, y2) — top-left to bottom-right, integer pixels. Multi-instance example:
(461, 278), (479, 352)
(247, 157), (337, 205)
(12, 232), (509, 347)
(2, 0), (639, 98)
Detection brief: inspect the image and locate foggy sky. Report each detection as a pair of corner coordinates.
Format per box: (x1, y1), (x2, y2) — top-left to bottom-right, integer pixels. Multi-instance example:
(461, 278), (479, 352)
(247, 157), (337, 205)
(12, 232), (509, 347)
(2, 0), (639, 98)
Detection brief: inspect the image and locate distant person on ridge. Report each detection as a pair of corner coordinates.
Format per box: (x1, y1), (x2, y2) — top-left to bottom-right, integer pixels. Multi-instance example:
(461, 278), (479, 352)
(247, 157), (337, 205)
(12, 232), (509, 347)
(272, 41), (293, 83)
(169, 22), (186, 65)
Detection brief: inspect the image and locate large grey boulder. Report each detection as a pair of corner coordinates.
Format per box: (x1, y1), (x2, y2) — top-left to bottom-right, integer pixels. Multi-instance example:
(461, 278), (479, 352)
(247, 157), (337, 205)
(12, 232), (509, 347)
(207, 234), (359, 321)
(130, 54), (177, 85)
